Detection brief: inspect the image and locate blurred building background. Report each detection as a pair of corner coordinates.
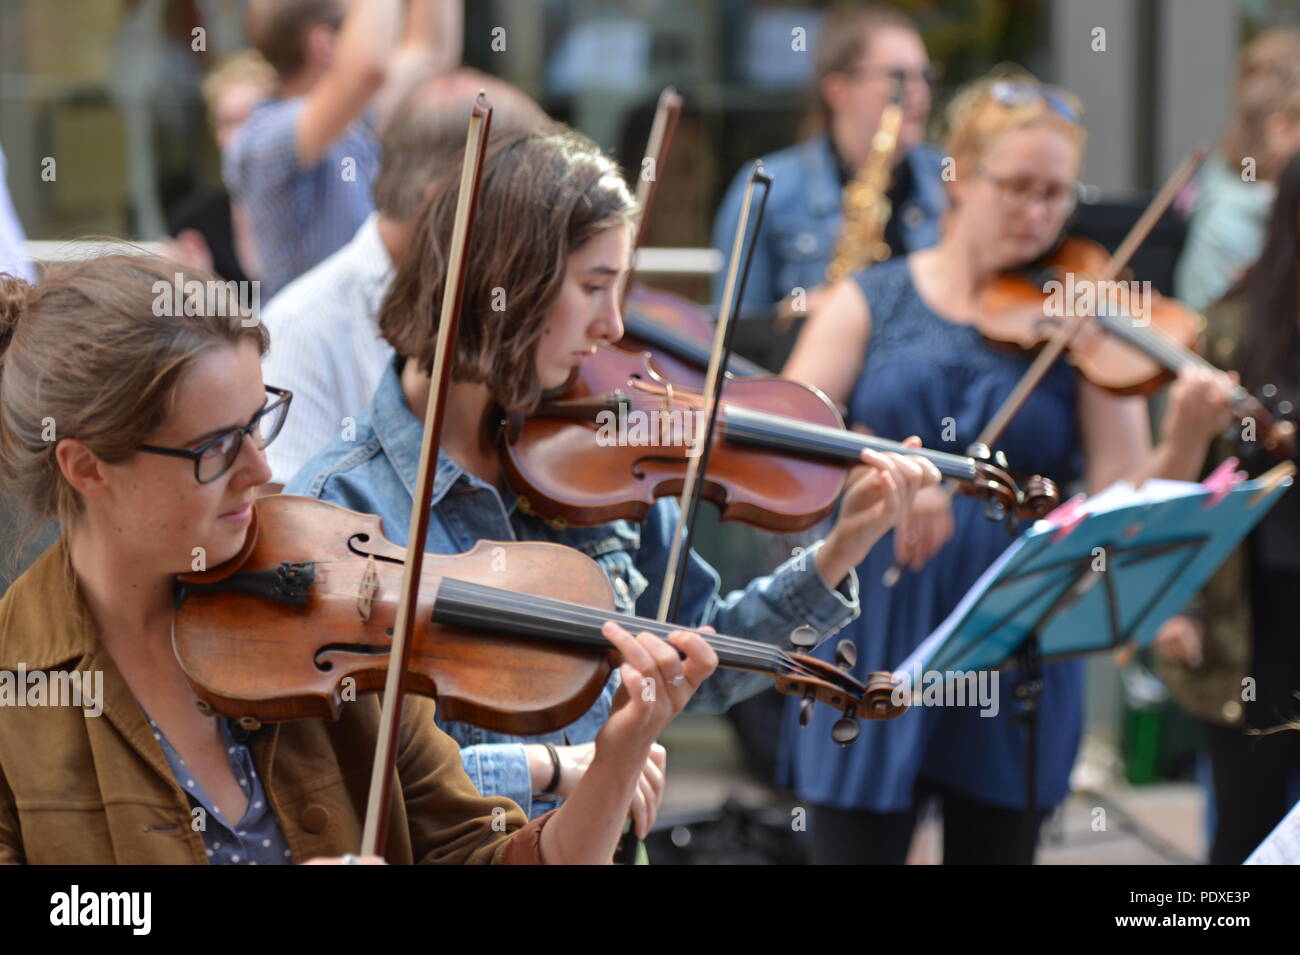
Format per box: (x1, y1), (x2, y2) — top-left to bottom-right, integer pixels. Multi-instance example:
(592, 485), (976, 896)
(5, 0), (1296, 251)
(2, 0), (1297, 861)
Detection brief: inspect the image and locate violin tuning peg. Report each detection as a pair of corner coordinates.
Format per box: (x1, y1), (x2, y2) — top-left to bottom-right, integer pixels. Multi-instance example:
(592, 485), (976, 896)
(834, 639), (857, 671)
(798, 691), (815, 728)
(789, 625), (818, 652)
(831, 716), (860, 746)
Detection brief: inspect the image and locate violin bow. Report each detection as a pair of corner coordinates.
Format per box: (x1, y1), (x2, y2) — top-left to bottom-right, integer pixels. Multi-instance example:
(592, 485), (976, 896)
(360, 94), (493, 857)
(621, 87), (682, 312)
(975, 146), (1206, 451)
(656, 163), (773, 623)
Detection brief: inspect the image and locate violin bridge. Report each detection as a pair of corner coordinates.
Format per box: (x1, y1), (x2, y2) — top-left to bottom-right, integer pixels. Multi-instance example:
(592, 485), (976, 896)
(357, 555), (378, 622)
(661, 382), (674, 446)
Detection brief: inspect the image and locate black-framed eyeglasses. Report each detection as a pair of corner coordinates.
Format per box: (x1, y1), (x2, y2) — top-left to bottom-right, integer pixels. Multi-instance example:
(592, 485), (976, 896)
(137, 386), (292, 483)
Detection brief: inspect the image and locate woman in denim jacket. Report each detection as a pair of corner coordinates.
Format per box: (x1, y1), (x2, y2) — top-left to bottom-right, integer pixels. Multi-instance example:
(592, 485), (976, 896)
(711, 6), (945, 323)
(286, 125), (940, 835)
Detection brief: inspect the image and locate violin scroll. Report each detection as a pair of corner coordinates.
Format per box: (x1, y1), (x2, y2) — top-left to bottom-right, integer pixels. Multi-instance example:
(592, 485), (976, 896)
(962, 443), (1061, 522)
(773, 651), (907, 747)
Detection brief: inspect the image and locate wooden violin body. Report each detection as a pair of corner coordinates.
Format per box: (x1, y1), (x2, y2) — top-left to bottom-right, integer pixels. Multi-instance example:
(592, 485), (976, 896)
(511, 346), (847, 532)
(980, 237), (1202, 396)
(173, 495), (904, 737)
(176, 496), (612, 734)
(505, 346), (1059, 532)
(980, 236), (1296, 457)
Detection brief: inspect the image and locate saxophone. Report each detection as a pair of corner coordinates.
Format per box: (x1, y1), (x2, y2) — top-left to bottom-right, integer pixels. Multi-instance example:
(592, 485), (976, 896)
(825, 74), (906, 284)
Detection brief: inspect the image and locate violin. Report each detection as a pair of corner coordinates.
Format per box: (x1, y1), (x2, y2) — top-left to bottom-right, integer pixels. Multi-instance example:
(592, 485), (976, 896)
(173, 494), (904, 743)
(502, 345), (1060, 533)
(620, 284), (768, 385)
(980, 236), (1296, 458)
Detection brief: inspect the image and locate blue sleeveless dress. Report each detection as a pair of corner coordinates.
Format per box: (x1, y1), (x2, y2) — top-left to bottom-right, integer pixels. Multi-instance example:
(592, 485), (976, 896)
(781, 257), (1085, 811)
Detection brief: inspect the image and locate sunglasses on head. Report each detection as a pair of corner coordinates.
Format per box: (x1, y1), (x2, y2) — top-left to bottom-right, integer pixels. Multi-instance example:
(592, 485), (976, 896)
(986, 79), (1081, 124)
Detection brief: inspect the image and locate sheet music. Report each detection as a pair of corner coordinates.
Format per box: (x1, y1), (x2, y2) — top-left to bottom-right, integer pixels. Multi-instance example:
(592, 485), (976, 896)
(893, 473), (1293, 678)
(1078, 478), (1202, 512)
(1244, 797), (1300, 865)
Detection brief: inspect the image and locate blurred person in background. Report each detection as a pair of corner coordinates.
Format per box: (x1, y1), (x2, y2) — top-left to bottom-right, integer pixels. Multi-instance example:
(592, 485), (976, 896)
(261, 69), (548, 490)
(711, 3), (945, 326)
(708, 3), (946, 785)
(166, 51), (277, 282)
(1155, 147), (1300, 865)
(225, 0), (462, 300)
(1175, 29), (1300, 314)
(0, 141), (48, 598)
(0, 144), (35, 285)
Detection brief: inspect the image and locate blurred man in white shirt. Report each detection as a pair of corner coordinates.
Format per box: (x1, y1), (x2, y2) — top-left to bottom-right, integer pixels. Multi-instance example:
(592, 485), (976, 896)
(261, 69), (547, 489)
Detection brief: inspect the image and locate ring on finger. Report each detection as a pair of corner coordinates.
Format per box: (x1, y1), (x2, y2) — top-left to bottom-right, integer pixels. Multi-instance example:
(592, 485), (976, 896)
(668, 673), (685, 688)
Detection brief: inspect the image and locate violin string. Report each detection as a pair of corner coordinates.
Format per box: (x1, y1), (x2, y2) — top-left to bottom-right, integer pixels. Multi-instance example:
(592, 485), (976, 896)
(615, 394), (978, 481)
(1101, 314), (1201, 374)
(728, 407), (978, 480)
(299, 561), (804, 670)
(445, 580), (819, 676)
(302, 560), (832, 683)
(441, 579), (795, 675)
(1102, 316), (1254, 411)
(1127, 323), (1197, 371)
(432, 575), (782, 663)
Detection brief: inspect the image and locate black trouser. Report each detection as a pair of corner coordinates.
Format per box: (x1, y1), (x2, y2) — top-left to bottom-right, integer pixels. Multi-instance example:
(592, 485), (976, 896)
(1203, 565), (1300, 865)
(808, 778), (1049, 865)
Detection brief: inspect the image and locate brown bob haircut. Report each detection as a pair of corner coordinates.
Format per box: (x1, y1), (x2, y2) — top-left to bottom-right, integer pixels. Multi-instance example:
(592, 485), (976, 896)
(379, 126), (637, 414)
(246, 0), (344, 82)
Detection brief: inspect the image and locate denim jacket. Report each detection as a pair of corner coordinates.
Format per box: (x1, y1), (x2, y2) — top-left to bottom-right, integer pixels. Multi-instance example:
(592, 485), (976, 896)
(711, 134), (946, 316)
(285, 358), (859, 817)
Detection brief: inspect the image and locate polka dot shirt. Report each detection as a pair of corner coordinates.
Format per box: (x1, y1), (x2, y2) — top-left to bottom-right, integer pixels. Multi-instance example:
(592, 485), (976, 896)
(148, 714), (292, 865)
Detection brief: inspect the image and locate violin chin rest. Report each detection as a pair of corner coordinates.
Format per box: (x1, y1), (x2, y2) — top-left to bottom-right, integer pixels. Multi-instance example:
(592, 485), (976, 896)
(177, 502), (261, 586)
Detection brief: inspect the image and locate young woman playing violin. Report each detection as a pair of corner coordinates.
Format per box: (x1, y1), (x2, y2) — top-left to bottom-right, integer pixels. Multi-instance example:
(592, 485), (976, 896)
(0, 254), (721, 865)
(284, 125), (940, 832)
(779, 71), (1237, 865)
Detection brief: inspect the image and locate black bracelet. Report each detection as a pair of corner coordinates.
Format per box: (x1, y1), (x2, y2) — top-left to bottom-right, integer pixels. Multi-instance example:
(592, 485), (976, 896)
(541, 742), (562, 795)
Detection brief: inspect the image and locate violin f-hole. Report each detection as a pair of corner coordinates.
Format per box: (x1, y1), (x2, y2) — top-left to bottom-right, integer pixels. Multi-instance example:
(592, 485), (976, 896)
(347, 533), (404, 566)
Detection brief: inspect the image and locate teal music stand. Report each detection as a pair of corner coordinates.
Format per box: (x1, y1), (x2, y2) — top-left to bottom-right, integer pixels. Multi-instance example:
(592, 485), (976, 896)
(892, 462), (1294, 858)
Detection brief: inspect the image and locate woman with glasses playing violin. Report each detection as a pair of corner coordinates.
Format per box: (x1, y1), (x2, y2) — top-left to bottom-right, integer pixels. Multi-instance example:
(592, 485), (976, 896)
(284, 124), (940, 842)
(0, 254), (730, 865)
(778, 71), (1237, 865)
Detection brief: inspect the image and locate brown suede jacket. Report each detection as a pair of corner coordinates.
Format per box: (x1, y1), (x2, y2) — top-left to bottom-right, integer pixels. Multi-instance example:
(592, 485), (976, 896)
(0, 543), (550, 864)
